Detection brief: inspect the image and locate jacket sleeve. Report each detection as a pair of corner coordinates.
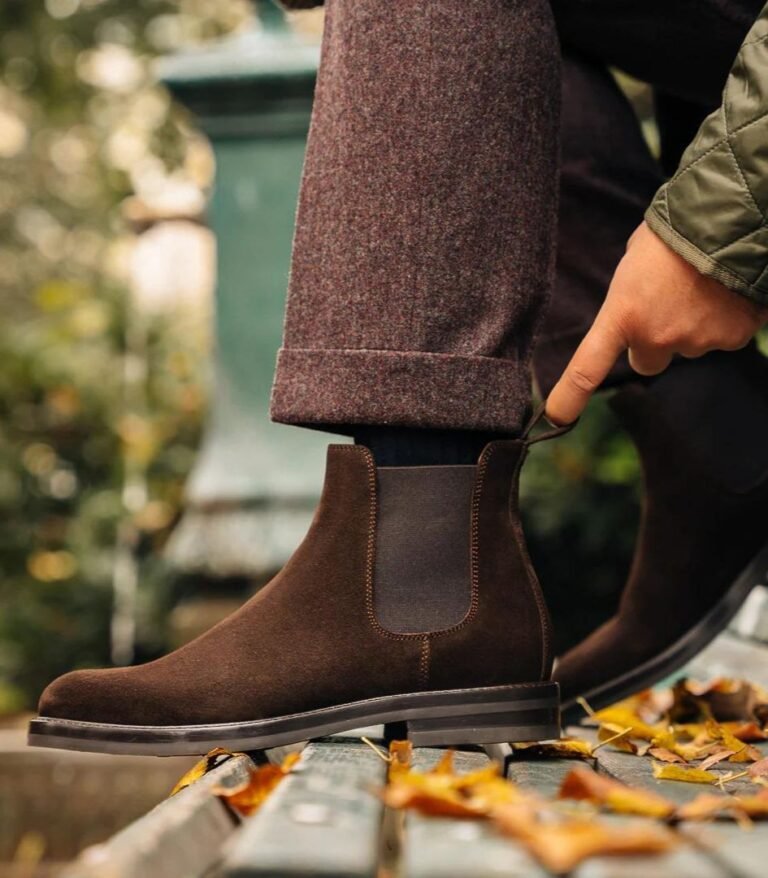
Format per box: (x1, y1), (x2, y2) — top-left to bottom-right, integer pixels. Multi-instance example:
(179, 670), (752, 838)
(645, 3), (768, 306)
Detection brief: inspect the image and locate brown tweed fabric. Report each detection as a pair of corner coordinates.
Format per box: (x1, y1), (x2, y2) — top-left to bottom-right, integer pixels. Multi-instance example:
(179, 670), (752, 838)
(271, 0), (765, 433)
(271, 0), (561, 435)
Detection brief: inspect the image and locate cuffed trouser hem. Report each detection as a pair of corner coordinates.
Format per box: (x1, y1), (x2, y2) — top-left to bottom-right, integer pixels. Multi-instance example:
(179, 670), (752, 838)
(270, 348), (531, 435)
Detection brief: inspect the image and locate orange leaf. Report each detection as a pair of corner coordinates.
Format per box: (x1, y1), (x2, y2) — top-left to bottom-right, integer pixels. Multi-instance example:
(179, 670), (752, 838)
(675, 793), (734, 822)
(213, 752), (298, 817)
(558, 766), (674, 818)
(495, 806), (676, 873)
(725, 721), (768, 743)
(735, 790), (768, 819)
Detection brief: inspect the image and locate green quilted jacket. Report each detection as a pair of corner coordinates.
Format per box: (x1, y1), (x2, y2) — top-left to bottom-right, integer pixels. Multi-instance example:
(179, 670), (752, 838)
(282, 0), (768, 305)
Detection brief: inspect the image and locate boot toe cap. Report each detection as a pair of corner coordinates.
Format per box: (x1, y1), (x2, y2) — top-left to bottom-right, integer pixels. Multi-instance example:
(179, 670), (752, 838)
(39, 668), (138, 725)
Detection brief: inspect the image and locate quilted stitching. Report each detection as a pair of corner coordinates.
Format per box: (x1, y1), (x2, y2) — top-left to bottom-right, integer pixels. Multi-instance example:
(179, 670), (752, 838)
(648, 5), (768, 302)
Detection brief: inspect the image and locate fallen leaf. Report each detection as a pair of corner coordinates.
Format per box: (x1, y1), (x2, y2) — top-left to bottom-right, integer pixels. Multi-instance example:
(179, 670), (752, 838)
(734, 790), (768, 819)
(213, 752), (299, 817)
(389, 739), (413, 775)
(650, 729), (703, 762)
(698, 749), (737, 771)
(725, 721), (767, 743)
(648, 747), (686, 764)
(169, 748), (238, 796)
(748, 756), (768, 780)
(514, 737), (594, 760)
(652, 762), (718, 785)
(381, 755), (521, 818)
(495, 806), (677, 873)
(593, 704), (664, 741)
(675, 793), (735, 822)
(706, 721), (762, 763)
(596, 723), (638, 754)
(558, 766), (674, 818)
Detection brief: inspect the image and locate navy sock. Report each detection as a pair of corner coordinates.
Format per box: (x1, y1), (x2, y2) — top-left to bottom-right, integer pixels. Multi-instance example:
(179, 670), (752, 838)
(354, 426), (507, 467)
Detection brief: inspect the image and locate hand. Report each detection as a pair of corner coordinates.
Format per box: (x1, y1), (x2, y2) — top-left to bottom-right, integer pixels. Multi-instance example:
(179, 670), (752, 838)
(546, 222), (768, 425)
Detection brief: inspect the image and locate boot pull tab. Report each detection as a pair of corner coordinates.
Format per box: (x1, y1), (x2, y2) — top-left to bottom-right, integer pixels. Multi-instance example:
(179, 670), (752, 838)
(521, 402), (577, 446)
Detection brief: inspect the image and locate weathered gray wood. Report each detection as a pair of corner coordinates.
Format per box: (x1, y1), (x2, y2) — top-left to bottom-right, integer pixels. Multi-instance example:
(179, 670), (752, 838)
(62, 753), (253, 878)
(401, 748), (549, 878)
(222, 740), (386, 878)
(591, 733), (768, 877)
(685, 631), (768, 690)
(571, 815), (728, 878)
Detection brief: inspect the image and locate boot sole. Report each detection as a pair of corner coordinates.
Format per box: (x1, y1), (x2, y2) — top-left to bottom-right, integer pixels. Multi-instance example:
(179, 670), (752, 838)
(28, 681), (560, 756)
(561, 539), (768, 725)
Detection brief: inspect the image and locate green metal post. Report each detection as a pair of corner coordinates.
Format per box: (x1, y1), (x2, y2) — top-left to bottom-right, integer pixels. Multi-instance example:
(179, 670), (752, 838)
(158, 2), (333, 576)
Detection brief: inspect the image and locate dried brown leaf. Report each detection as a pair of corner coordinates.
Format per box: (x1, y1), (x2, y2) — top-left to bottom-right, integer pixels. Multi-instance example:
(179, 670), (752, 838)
(648, 746), (686, 764)
(725, 721), (768, 743)
(698, 749), (738, 771)
(748, 756), (768, 780)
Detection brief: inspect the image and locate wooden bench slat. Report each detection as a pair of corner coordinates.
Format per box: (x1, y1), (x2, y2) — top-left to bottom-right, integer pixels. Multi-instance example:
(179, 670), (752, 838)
(592, 737), (767, 878)
(402, 748), (549, 878)
(221, 740), (386, 878)
(63, 753), (252, 878)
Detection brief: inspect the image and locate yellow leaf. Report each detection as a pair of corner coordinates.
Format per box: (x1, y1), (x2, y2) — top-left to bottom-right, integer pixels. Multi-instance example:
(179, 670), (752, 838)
(514, 737), (594, 759)
(594, 704), (664, 741)
(706, 721), (761, 763)
(597, 723), (638, 754)
(652, 762), (718, 785)
(170, 748), (238, 796)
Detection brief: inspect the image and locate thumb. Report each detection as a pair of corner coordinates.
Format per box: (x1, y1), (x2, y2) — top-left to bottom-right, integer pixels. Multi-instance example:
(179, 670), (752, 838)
(545, 309), (628, 425)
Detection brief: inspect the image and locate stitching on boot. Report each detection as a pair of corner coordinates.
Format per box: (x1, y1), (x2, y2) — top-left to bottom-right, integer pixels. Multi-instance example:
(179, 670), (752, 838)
(508, 448), (552, 679)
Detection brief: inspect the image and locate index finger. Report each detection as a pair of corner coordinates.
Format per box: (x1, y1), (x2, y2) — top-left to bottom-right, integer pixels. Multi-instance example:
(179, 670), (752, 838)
(545, 312), (628, 425)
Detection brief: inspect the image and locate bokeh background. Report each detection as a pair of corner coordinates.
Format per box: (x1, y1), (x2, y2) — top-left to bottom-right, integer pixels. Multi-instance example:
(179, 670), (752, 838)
(0, 0), (645, 869)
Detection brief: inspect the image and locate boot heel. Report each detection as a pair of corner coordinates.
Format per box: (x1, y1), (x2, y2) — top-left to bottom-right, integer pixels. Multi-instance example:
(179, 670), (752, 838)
(405, 683), (561, 747)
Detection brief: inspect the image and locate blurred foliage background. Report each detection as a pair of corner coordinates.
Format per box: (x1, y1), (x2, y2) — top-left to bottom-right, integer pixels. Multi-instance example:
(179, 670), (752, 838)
(0, 0), (255, 713)
(0, 0), (642, 716)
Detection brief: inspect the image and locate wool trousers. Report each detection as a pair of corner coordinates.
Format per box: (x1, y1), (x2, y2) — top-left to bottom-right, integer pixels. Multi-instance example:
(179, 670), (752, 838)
(270, 0), (764, 435)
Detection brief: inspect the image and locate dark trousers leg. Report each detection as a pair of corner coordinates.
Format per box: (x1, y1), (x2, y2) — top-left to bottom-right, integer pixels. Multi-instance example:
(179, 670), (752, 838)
(535, 0), (765, 394)
(271, 0), (561, 435)
(533, 56), (665, 396)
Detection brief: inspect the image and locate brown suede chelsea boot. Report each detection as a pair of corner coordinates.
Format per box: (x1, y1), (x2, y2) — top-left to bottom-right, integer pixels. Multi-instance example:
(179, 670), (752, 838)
(556, 349), (768, 721)
(30, 438), (559, 755)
